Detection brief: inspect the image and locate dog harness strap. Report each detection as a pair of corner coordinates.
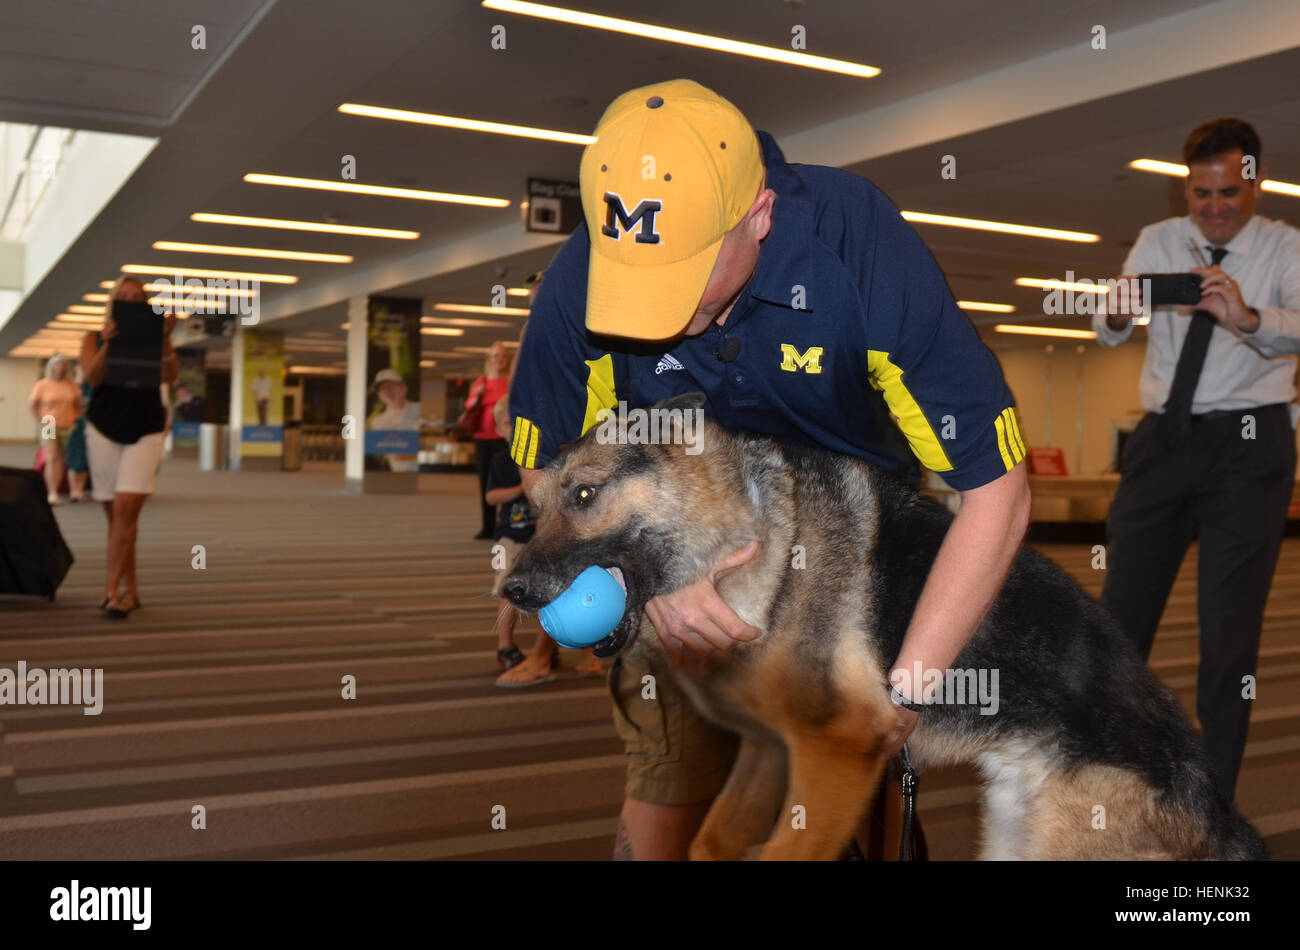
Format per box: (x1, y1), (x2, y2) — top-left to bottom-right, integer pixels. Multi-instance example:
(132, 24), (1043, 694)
(898, 743), (919, 862)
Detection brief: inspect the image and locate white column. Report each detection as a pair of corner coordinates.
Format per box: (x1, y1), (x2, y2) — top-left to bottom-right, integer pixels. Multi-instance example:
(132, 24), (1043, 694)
(228, 323), (244, 471)
(344, 295), (367, 492)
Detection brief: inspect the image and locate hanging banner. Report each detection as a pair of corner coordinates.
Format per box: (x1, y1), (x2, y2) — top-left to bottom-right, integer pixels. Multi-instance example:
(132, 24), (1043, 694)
(241, 328), (284, 457)
(170, 347), (207, 442)
(364, 296), (422, 472)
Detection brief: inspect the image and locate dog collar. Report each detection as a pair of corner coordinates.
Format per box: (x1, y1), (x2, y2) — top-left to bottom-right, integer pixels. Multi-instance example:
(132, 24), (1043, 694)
(888, 683), (925, 713)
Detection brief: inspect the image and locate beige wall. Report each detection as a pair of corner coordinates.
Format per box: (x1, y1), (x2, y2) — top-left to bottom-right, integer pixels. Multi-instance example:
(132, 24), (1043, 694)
(0, 356), (42, 441)
(995, 339), (1300, 475)
(996, 340), (1147, 476)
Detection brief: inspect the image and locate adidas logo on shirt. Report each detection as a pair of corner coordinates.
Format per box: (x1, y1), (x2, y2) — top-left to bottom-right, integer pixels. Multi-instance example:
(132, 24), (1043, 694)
(655, 354), (685, 375)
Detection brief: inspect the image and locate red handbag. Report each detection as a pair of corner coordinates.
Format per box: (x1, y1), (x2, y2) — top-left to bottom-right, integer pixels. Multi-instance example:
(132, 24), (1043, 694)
(456, 380), (485, 435)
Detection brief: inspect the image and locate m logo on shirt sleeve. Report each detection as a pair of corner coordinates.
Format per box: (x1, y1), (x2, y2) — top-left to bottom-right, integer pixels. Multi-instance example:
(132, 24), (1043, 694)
(779, 344), (824, 374)
(601, 192), (662, 244)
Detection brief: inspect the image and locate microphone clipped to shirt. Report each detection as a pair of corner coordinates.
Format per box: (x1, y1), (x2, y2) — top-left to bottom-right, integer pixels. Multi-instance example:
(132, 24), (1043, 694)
(716, 338), (742, 363)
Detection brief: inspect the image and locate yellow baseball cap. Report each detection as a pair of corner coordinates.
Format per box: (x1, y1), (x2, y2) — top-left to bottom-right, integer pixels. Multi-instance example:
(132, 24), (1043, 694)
(579, 79), (763, 340)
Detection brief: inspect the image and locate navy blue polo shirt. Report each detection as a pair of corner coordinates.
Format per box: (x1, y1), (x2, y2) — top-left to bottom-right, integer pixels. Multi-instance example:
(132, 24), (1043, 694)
(509, 130), (1024, 491)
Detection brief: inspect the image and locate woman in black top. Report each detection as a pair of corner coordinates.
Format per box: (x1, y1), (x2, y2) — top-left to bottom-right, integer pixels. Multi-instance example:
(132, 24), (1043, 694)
(78, 276), (179, 619)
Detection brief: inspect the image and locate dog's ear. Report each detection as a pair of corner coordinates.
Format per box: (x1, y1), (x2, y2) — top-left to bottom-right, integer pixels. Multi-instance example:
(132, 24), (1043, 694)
(652, 391), (708, 414)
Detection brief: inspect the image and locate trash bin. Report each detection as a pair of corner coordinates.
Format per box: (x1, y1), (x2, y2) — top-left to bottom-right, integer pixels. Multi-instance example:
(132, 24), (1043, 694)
(282, 421), (302, 471)
(198, 423), (227, 471)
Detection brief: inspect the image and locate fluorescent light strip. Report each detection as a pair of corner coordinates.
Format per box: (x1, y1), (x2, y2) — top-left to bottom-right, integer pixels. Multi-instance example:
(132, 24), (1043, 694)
(419, 360), (436, 368)
(122, 264), (298, 284)
(421, 327), (466, 336)
(957, 301), (1015, 313)
(244, 173), (510, 208)
(421, 316), (514, 328)
(67, 304), (105, 314)
(994, 324), (1096, 340)
(1016, 277), (1110, 294)
(481, 1), (880, 77)
(339, 103), (595, 145)
(507, 288), (530, 297)
(83, 293), (110, 303)
(902, 211), (1099, 243)
(55, 313), (107, 323)
(1129, 158), (1300, 197)
(153, 240), (353, 263)
(100, 280), (256, 296)
(432, 303), (530, 316)
(191, 212), (418, 240)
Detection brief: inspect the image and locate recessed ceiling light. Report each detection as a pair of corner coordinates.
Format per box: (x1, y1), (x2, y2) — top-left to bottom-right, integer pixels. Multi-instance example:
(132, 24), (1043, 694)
(244, 173), (510, 208)
(902, 211), (1099, 243)
(994, 324), (1096, 340)
(67, 304), (105, 314)
(82, 293), (110, 302)
(421, 316), (514, 327)
(957, 301), (1015, 313)
(1016, 277), (1110, 294)
(480, 1), (880, 77)
(191, 212), (418, 240)
(121, 264), (298, 284)
(421, 327), (466, 336)
(432, 303), (530, 316)
(152, 240), (353, 263)
(100, 280), (256, 295)
(419, 360), (436, 368)
(339, 103), (595, 145)
(1128, 158), (1300, 198)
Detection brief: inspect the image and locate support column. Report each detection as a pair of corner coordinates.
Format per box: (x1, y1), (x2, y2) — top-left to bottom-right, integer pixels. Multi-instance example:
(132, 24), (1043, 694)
(344, 296), (367, 494)
(228, 323), (244, 471)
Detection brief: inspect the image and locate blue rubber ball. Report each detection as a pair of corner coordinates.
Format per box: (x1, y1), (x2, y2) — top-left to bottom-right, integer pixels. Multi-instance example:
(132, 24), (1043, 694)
(538, 566), (628, 648)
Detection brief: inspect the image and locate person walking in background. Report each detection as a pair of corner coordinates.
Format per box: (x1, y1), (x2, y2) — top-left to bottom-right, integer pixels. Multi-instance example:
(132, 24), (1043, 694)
(488, 397), (602, 686)
(28, 354), (83, 506)
(1094, 118), (1300, 801)
(79, 276), (179, 620)
(65, 362), (92, 502)
(465, 341), (512, 540)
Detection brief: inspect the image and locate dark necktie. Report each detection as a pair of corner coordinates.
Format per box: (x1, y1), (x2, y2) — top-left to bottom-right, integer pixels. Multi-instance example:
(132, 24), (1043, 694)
(1155, 245), (1229, 448)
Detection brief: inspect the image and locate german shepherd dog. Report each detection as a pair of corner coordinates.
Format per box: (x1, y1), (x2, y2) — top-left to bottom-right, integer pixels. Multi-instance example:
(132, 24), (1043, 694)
(502, 394), (1266, 860)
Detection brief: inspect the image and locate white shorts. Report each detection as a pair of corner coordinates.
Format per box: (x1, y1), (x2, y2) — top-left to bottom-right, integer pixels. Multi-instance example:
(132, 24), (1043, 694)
(86, 422), (165, 501)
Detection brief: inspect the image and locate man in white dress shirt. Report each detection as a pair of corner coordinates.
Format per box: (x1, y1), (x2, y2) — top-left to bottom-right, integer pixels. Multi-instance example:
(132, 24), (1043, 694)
(1093, 118), (1300, 801)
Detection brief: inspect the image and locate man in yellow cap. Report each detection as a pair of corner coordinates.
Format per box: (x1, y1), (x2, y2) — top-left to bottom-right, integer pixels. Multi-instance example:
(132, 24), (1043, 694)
(510, 79), (1031, 859)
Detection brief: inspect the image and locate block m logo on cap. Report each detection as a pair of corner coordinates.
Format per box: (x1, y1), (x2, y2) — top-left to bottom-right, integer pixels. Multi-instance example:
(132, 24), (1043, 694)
(601, 191), (662, 244)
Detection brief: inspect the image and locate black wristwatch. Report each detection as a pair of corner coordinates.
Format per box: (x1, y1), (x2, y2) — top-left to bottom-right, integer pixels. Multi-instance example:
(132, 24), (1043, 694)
(888, 682), (925, 713)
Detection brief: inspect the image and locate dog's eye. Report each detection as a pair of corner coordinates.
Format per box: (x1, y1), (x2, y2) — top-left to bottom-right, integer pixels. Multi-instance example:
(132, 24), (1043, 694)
(573, 484), (598, 507)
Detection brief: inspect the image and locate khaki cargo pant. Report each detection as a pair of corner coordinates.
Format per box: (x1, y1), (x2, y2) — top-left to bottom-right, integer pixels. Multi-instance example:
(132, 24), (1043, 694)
(607, 636), (740, 805)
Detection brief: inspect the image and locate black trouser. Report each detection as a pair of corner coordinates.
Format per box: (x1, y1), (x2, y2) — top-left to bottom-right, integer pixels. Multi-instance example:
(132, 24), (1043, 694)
(474, 438), (506, 536)
(1101, 404), (1296, 801)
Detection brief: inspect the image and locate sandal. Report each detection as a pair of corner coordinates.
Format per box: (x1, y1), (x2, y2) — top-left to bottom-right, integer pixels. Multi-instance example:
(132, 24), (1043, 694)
(496, 645), (526, 671)
(104, 591), (141, 620)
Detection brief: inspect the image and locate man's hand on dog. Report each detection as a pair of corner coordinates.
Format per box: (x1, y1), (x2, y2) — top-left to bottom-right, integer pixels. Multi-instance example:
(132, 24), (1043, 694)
(646, 540), (762, 666)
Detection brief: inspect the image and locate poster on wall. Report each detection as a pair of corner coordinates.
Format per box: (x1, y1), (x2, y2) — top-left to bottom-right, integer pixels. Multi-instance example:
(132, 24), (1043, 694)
(364, 296), (422, 473)
(241, 328), (284, 457)
(170, 347), (207, 442)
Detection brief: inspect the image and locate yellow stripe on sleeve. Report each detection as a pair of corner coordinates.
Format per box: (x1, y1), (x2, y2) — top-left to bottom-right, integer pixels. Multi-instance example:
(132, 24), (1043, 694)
(993, 414), (1014, 471)
(581, 354), (617, 437)
(1003, 408), (1027, 460)
(526, 422), (540, 468)
(866, 349), (953, 472)
(511, 418), (532, 466)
